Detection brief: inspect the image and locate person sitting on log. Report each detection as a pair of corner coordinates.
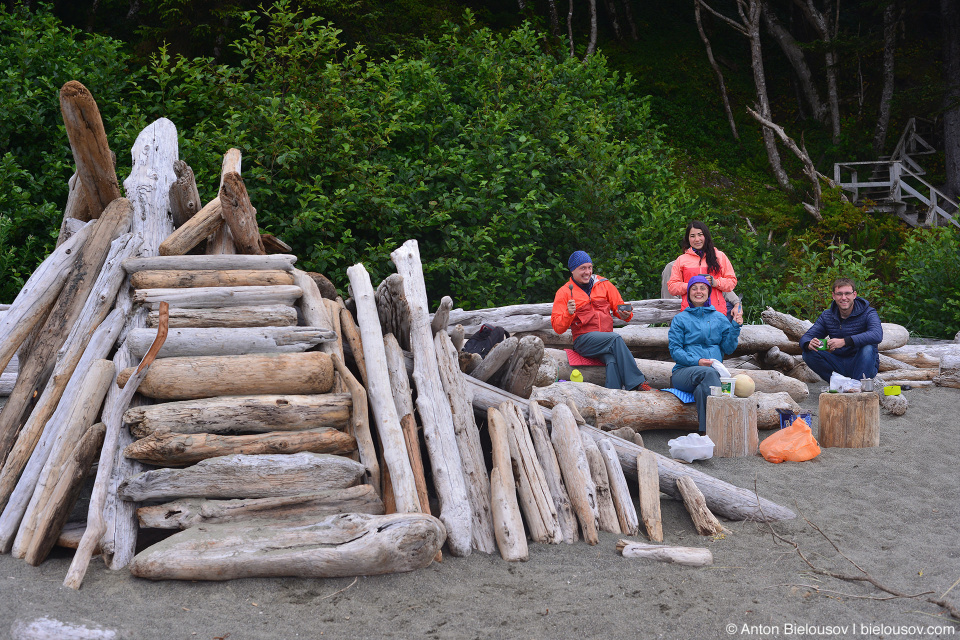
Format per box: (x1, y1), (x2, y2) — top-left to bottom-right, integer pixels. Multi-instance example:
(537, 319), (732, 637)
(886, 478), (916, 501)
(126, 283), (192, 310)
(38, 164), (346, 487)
(668, 275), (743, 433)
(666, 220), (739, 317)
(799, 278), (881, 381)
(551, 250), (651, 391)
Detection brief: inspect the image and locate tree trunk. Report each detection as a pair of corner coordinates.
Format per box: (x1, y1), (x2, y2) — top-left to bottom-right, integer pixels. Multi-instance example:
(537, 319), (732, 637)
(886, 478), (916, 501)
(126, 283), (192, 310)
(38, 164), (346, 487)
(468, 336), (518, 382)
(761, 1), (827, 122)
(794, 0), (842, 142)
(56, 172), (93, 246)
(129, 512), (445, 580)
(59, 81), (121, 217)
(206, 149), (241, 255)
(761, 307), (910, 351)
(136, 485), (383, 529)
(585, 0), (598, 59)
(873, 2), (898, 155)
(501, 335), (544, 399)
(125, 393), (351, 437)
(602, 0), (622, 39)
(375, 273), (411, 351)
(748, 0), (791, 189)
(942, 0), (960, 199)
(696, 0), (740, 139)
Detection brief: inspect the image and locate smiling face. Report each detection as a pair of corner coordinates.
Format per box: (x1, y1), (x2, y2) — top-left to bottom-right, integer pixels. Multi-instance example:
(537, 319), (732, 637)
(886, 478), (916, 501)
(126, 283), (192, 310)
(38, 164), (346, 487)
(571, 262), (593, 285)
(833, 285), (857, 315)
(689, 282), (710, 306)
(688, 227), (706, 251)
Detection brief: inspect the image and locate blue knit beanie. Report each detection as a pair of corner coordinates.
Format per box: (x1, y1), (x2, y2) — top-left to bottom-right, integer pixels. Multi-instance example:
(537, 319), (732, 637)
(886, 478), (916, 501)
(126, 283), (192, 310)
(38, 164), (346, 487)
(568, 250), (592, 272)
(686, 274), (713, 307)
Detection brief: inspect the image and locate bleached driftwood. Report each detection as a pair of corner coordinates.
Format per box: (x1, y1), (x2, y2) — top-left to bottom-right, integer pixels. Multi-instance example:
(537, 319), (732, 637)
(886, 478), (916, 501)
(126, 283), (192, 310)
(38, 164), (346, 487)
(124, 428), (356, 466)
(124, 393), (351, 437)
(597, 438), (639, 536)
(391, 240), (472, 556)
(134, 285), (302, 309)
(291, 269), (333, 334)
(206, 148), (241, 255)
(119, 453), (365, 502)
(934, 354), (960, 388)
(636, 448), (663, 542)
(761, 307), (910, 351)
(885, 344), (958, 368)
(346, 264), (417, 512)
(550, 403), (598, 545)
(876, 368), (939, 382)
(430, 296), (453, 335)
(59, 80), (121, 216)
(581, 433), (619, 534)
(616, 539), (713, 567)
(137, 484), (383, 529)
(468, 336), (518, 382)
(56, 171), (93, 247)
(130, 269), (294, 289)
(755, 346), (821, 383)
(501, 335), (544, 399)
(330, 353), (379, 492)
(530, 382), (799, 431)
(129, 512), (445, 580)
(10, 616), (122, 640)
(676, 475), (729, 536)
(126, 326), (334, 359)
(117, 352), (333, 400)
(157, 198), (222, 256)
(435, 331), (496, 553)
(338, 307), (368, 386)
(487, 407), (528, 562)
(527, 401), (578, 543)
(148, 304), (298, 328)
(123, 254), (297, 273)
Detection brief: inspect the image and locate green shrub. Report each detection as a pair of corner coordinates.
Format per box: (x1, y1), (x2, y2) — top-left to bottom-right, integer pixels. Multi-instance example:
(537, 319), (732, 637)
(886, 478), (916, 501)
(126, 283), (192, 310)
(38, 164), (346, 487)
(884, 227), (960, 338)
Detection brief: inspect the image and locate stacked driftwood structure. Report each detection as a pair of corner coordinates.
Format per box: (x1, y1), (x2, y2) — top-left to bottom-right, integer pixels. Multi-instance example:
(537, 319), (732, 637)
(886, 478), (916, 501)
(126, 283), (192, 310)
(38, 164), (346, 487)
(1, 80), (958, 590)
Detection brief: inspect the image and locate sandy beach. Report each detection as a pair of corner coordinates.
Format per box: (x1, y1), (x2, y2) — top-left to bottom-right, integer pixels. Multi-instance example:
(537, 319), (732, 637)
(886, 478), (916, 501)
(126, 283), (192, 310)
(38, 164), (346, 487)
(3, 381), (958, 640)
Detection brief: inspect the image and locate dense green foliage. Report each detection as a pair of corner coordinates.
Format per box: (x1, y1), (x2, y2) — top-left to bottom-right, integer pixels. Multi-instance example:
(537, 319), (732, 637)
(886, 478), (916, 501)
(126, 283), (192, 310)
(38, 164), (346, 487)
(884, 228), (960, 338)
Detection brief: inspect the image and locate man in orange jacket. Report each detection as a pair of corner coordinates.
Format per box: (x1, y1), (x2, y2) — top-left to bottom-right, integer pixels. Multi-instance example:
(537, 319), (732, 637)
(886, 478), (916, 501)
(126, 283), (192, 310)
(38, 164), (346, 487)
(551, 251), (650, 391)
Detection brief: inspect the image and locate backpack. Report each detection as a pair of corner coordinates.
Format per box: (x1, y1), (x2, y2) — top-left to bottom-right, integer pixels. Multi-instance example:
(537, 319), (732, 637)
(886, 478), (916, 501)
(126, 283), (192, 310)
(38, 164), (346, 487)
(462, 324), (510, 358)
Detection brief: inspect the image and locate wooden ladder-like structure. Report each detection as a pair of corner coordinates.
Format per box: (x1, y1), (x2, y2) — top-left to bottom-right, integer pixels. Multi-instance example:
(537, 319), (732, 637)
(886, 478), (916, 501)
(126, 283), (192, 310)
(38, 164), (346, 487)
(833, 118), (960, 229)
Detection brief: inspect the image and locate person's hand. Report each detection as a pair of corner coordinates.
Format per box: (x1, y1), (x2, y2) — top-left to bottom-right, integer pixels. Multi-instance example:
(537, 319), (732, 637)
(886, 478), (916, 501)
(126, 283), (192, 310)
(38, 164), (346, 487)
(826, 337), (846, 351)
(808, 338), (821, 351)
(705, 274), (715, 286)
(567, 299), (576, 315)
(698, 358), (714, 367)
(731, 306), (743, 326)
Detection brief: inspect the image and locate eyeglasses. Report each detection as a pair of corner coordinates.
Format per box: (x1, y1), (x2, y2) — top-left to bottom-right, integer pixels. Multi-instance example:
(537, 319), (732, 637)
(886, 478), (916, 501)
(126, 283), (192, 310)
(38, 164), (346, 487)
(833, 291), (856, 298)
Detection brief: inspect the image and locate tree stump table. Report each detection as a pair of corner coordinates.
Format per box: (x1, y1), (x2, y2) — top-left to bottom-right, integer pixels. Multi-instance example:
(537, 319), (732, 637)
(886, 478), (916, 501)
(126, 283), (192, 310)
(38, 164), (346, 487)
(818, 392), (879, 448)
(705, 395), (758, 457)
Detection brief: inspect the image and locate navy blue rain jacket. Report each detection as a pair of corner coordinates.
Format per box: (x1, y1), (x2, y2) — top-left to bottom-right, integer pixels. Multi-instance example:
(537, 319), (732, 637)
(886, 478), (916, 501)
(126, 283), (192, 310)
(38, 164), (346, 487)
(799, 297), (882, 357)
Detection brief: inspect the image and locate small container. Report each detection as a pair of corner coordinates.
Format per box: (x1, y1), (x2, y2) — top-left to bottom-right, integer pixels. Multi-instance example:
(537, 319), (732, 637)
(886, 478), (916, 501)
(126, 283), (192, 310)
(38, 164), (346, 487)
(709, 386), (722, 397)
(883, 385), (901, 396)
(861, 376), (874, 392)
(818, 336), (830, 351)
(719, 377), (736, 397)
(776, 409), (813, 430)
(570, 369), (583, 383)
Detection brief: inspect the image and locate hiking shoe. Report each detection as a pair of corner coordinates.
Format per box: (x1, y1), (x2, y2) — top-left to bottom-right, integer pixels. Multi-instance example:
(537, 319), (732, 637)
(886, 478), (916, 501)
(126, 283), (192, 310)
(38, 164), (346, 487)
(638, 382), (652, 391)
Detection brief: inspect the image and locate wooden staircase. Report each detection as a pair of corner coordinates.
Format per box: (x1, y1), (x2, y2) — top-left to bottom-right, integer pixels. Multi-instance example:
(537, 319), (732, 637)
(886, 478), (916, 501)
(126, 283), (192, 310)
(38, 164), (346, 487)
(833, 118), (960, 229)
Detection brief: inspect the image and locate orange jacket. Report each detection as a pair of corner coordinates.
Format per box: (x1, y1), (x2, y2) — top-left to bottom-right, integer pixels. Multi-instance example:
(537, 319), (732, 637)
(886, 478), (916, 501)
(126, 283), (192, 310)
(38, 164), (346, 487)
(667, 248), (737, 315)
(551, 276), (633, 341)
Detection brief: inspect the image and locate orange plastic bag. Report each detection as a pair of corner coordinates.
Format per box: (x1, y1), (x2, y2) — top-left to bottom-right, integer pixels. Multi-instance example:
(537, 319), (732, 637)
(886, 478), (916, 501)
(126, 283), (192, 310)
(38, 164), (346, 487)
(759, 417), (821, 463)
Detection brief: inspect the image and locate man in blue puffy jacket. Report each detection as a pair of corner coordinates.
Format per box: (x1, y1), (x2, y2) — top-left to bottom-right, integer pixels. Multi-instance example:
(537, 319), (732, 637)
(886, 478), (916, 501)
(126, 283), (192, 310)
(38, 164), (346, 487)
(799, 278), (882, 381)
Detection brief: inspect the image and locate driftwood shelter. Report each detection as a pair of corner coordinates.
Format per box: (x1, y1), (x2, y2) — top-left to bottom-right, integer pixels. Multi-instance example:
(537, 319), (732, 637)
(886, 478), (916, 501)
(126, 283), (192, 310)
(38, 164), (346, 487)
(0, 81), (957, 596)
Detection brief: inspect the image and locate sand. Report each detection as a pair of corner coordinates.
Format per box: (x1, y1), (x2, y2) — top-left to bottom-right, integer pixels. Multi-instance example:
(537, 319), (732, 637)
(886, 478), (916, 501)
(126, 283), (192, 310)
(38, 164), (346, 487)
(3, 382), (959, 639)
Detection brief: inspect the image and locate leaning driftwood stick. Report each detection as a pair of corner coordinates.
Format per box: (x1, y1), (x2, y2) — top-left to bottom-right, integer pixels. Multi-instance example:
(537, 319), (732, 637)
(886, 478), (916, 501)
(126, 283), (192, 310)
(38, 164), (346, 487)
(391, 239), (472, 556)
(137, 485), (383, 530)
(124, 254), (297, 273)
(527, 401), (578, 543)
(130, 269), (294, 289)
(11, 359), (115, 560)
(261, 232), (291, 254)
(206, 148), (241, 255)
(339, 306), (368, 387)
(676, 475), (729, 536)
(636, 449), (663, 542)
(56, 171), (93, 246)
(616, 539), (713, 567)
(169, 159), (202, 227)
(581, 433), (620, 534)
(756, 346), (821, 383)
(436, 331), (496, 553)
(148, 304), (298, 328)
(124, 393), (351, 437)
(550, 403), (599, 545)
(502, 401), (562, 544)
(330, 354), (380, 492)
(126, 326), (334, 359)
(346, 264), (416, 512)
(468, 336), (518, 383)
(134, 284), (302, 309)
(62, 303), (170, 589)
(375, 273), (411, 351)
(487, 407), (528, 562)
(158, 197), (223, 256)
(119, 453), (366, 502)
(501, 335), (544, 399)
(59, 80), (121, 216)
(597, 438), (639, 536)
(124, 427), (356, 467)
(219, 171), (265, 255)
(430, 296), (453, 335)
(129, 512), (445, 580)
(291, 269), (333, 333)
(0, 222), (94, 378)
(117, 352), (333, 400)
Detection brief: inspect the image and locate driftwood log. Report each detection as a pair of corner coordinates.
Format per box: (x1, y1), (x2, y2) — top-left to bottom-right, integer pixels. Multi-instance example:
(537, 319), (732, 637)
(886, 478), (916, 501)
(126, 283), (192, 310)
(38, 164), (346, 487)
(134, 284), (302, 309)
(676, 475), (728, 536)
(206, 148), (240, 255)
(818, 392), (880, 448)
(330, 353), (379, 492)
(123, 254), (297, 273)
(136, 485), (383, 529)
(617, 539), (713, 567)
(130, 269), (294, 289)
(755, 346), (821, 383)
(124, 428), (356, 466)
(530, 382), (799, 431)
(550, 403), (598, 545)
(884, 344), (955, 368)
(218, 171), (265, 255)
(148, 304), (298, 328)
(130, 512), (444, 580)
(118, 453), (365, 502)
(117, 352), (334, 400)
(934, 354), (960, 388)
(527, 401), (578, 543)
(56, 172), (93, 246)
(581, 433), (620, 534)
(597, 438), (639, 536)
(501, 335), (545, 399)
(636, 448), (663, 542)
(391, 239), (472, 556)
(468, 336), (518, 383)
(124, 393), (350, 437)
(487, 407), (528, 562)
(126, 326), (333, 359)
(169, 159), (202, 227)
(375, 273), (411, 351)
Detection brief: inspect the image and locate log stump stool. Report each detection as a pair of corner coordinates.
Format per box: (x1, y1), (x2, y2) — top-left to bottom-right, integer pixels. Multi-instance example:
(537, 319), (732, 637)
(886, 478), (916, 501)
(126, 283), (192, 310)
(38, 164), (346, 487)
(818, 392), (879, 448)
(705, 395), (758, 457)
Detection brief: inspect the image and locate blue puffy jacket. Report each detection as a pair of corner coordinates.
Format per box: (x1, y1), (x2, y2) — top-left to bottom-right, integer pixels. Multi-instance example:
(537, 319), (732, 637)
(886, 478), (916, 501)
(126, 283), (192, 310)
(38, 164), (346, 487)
(799, 297), (882, 357)
(668, 305), (742, 373)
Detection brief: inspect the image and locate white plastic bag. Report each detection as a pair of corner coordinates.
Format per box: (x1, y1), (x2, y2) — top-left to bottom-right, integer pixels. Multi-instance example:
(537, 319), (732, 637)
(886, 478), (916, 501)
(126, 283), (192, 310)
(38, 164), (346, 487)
(667, 433), (715, 462)
(711, 360), (731, 378)
(829, 371), (862, 393)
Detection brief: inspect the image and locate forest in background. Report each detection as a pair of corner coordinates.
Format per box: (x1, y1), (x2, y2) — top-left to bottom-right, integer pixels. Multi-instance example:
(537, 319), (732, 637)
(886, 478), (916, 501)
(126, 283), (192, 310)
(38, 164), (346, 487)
(0, 0), (958, 337)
